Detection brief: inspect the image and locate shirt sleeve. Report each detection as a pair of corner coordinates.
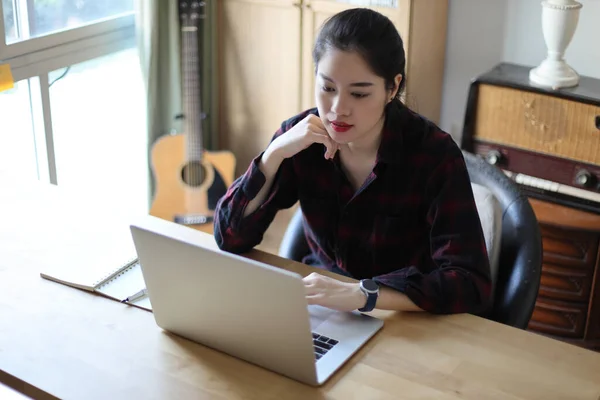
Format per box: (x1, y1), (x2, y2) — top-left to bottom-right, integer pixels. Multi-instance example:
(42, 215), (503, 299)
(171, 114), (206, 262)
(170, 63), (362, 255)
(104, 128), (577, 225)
(213, 123), (298, 254)
(373, 151), (493, 315)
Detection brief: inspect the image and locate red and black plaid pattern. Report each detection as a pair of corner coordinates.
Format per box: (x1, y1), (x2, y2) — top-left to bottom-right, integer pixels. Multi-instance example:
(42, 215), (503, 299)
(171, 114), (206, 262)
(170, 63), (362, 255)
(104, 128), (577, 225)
(214, 105), (492, 315)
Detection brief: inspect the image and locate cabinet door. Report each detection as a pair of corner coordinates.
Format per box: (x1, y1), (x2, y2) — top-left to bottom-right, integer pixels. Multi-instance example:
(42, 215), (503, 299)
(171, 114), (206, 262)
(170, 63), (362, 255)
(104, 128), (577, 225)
(301, 1), (406, 111)
(529, 198), (600, 349)
(219, 0), (302, 176)
(587, 267), (600, 344)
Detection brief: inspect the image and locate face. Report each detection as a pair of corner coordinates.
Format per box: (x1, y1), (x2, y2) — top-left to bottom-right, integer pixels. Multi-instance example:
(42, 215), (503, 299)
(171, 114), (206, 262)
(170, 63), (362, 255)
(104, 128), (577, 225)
(315, 48), (400, 147)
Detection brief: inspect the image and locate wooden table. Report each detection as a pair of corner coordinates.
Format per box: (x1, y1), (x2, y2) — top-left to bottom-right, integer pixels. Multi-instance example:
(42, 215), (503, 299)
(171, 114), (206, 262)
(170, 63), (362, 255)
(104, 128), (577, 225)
(1, 177), (600, 400)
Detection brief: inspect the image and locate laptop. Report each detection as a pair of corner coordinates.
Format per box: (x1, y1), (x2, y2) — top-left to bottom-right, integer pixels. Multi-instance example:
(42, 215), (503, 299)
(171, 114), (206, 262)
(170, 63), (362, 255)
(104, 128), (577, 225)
(129, 215), (383, 386)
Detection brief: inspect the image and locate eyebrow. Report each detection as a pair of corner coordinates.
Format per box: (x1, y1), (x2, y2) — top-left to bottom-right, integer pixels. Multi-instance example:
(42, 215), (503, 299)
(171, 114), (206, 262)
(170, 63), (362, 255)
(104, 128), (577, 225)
(319, 73), (374, 87)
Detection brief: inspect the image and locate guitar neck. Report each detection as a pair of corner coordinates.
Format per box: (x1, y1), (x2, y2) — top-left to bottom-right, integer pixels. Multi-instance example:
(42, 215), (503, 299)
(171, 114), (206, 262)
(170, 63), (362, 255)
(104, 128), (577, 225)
(180, 1), (205, 161)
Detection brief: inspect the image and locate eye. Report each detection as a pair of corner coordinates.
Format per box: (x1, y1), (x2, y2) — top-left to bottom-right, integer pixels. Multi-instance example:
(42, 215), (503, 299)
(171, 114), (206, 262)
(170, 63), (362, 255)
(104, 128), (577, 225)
(321, 86), (335, 93)
(352, 93), (370, 99)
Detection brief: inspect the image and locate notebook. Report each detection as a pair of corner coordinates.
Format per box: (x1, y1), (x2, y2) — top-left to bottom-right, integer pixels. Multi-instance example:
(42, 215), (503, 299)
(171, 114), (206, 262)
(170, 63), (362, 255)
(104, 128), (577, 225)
(39, 223), (152, 311)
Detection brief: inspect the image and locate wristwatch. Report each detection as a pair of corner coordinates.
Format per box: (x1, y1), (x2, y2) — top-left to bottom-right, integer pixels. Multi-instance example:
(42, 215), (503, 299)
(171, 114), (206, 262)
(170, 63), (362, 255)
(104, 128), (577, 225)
(358, 279), (379, 312)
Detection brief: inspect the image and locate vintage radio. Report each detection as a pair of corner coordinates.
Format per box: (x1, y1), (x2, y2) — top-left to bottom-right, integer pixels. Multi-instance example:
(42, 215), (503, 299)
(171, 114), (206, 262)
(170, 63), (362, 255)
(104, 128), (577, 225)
(461, 63), (600, 351)
(461, 63), (600, 214)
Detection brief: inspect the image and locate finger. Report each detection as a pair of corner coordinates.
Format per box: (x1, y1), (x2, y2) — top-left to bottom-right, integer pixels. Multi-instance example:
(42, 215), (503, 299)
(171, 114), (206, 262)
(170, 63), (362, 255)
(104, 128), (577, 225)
(330, 142), (339, 158)
(303, 281), (320, 291)
(327, 141), (340, 159)
(304, 279), (320, 295)
(304, 285), (318, 297)
(310, 133), (337, 159)
(304, 271), (324, 282)
(306, 293), (324, 304)
(303, 279), (316, 288)
(307, 114), (326, 130)
(307, 123), (327, 135)
(302, 272), (319, 281)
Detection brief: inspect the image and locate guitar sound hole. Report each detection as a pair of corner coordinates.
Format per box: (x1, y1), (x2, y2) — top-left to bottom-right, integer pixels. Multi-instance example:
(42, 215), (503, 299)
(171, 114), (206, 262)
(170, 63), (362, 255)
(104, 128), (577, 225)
(181, 162), (206, 187)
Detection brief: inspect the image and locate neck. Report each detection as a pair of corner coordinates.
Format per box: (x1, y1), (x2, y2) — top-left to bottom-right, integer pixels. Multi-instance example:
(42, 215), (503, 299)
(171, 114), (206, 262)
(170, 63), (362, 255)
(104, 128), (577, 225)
(345, 115), (385, 159)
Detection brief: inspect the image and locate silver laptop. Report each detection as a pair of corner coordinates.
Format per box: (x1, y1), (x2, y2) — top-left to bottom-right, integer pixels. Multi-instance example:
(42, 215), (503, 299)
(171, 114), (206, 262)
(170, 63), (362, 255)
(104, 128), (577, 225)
(129, 215), (383, 386)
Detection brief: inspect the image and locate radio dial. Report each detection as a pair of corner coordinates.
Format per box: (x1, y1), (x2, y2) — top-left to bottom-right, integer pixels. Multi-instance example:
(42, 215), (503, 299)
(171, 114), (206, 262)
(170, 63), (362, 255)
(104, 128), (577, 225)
(485, 150), (502, 165)
(575, 170), (595, 188)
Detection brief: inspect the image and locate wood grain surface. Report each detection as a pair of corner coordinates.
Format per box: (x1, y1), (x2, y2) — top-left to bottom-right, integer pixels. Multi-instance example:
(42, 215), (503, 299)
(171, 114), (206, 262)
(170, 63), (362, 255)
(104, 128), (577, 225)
(1, 176), (600, 400)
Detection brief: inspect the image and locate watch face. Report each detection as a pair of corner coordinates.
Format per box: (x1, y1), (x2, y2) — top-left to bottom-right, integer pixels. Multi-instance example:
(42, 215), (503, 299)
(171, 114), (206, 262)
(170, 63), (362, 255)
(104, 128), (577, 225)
(362, 279), (378, 292)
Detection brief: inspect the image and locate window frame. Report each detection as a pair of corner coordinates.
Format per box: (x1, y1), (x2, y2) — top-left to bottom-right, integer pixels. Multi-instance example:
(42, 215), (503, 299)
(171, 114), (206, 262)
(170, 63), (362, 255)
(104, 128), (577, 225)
(1, 14), (134, 60)
(1, 0), (135, 59)
(0, 0), (139, 185)
(9, 26), (135, 82)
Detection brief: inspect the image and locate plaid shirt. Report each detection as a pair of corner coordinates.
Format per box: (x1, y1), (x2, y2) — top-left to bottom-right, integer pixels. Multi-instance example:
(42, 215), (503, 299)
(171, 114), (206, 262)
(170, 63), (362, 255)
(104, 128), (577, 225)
(214, 105), (492, 315)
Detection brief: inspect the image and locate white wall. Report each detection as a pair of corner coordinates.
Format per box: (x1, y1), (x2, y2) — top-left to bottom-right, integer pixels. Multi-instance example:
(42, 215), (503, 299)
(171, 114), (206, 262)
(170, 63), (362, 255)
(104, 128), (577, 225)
(504, 0), (600, 78)
(439, 0), (600, 142)
(438, 0), (508, 140)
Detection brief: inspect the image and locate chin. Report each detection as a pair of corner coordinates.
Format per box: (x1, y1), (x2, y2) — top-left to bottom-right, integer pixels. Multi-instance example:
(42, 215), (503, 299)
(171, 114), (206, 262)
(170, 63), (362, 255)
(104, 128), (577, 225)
(327, 132), (349, 144)
(326, 127), (355, 143)
(336, 134), (361, 145)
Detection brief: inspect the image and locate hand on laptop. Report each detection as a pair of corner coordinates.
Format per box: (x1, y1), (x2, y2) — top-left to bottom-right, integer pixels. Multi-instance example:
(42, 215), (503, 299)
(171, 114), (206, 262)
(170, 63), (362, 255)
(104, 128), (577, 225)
(303, 272), (365, 312)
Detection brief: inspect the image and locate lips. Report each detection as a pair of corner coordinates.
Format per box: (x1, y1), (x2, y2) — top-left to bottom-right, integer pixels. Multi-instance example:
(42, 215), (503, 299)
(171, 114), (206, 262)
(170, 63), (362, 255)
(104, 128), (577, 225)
(330, 121), (353, 133)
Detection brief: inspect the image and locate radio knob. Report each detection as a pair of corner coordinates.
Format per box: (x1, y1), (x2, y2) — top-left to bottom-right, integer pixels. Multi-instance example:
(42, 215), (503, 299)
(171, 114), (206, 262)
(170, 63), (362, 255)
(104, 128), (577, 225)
(575, 170), (595, 188)
(485, 150), (502, 165)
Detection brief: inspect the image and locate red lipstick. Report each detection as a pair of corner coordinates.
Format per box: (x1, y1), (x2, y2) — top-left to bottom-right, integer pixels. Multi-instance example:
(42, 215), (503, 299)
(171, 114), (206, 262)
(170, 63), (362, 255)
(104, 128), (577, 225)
(330, 121), (353, 133)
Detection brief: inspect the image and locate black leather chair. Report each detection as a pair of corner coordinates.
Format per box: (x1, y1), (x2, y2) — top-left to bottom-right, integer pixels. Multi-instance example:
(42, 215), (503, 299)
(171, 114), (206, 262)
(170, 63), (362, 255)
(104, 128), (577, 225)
(278, 150), (543, 329)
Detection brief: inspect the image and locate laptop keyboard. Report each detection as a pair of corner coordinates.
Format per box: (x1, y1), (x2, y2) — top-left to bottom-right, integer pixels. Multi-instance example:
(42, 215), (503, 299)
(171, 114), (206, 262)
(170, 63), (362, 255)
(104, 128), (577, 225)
(312, 332), (338, 361)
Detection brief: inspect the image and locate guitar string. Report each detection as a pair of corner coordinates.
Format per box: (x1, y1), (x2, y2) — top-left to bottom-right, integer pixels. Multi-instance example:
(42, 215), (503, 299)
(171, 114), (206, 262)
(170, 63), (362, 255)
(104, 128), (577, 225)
(188, 9), (201, 206)
(183, 14), (189, 214)
(184, 12), (192, 214)
(191, 7), (203, 214)
(191, 15), (194, 199)
(184, 4), (205, 219)
(192, 12), (198, 191)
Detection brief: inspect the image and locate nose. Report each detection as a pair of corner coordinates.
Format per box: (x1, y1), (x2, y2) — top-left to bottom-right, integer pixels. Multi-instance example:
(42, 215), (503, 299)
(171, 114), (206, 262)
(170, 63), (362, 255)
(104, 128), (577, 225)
(331, 94), (350, 116)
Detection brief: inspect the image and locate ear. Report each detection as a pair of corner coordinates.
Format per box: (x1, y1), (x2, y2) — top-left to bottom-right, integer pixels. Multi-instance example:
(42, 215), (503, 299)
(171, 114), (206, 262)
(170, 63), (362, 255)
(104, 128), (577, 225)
(388, 74), (403, 102)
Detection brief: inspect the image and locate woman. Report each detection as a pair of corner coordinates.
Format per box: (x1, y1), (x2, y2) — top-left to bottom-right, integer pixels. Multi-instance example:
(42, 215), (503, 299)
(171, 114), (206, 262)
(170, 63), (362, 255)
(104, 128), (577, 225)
(214, 8), (492, 315)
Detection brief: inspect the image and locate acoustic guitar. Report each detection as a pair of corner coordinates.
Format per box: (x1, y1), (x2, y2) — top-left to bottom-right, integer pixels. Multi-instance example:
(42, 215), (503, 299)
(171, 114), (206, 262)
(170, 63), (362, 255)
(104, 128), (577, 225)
(149, 0), (235, 234)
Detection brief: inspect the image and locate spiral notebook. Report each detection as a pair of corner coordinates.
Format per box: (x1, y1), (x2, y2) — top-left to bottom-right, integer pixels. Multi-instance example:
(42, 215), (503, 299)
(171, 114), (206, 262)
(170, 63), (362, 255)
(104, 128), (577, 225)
(39, 231), (152, 311)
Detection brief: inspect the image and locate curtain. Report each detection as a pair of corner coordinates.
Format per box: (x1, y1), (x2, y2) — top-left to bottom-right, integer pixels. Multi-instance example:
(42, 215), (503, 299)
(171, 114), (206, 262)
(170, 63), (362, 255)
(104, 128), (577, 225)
(135, 0), (183, 204)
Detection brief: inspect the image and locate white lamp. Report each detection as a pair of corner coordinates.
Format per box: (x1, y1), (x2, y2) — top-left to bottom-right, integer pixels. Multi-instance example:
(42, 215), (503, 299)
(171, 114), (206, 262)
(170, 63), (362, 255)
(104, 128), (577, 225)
(529, 0), (583, 89)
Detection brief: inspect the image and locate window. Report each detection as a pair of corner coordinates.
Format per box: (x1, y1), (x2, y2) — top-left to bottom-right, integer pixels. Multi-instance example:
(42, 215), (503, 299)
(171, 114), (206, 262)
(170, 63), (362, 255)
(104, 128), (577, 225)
(2, 0), (15, 42)
(49, 48), (147, 216)
(0, 80), (38, 179)
(18, 0), (133, 41)
(0, 0), (149, 216)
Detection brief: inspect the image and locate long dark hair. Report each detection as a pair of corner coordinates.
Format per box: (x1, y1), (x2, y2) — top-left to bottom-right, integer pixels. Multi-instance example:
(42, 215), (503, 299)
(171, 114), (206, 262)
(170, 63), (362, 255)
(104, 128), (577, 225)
(312, 8), (407, 123)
